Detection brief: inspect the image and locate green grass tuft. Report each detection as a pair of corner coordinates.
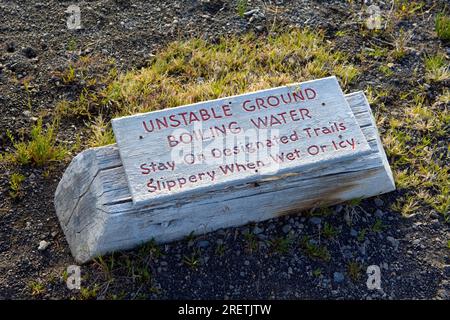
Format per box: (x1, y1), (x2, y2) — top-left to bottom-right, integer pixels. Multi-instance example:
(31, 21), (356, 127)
(9, 173), (25, 199)
(3, 119), (67, 166)
(435, 12), (450, 42)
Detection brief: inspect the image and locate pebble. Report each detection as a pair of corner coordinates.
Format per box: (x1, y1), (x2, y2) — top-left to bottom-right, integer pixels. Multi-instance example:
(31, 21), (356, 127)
(309, 217), (322, 225)
(386, 236), (399, 250)
(244, 9), (259, 17)
(252, 226), (263, 235)
(374, 198), (384, 207)
(282, 224), (292, 234)
(38, 240), (49, 251)
(333, 272), (345, 283)
(374, 209), (384, 218)
(350, 229), (358, 237)
(196, 240), (210, 248)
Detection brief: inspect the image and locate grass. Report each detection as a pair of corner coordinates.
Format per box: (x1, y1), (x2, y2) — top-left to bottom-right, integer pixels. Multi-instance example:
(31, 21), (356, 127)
(379, 64), (394, 77)
(301, 236), (331, 262)
(347, 261), (362, 282)
(138, 239), (163, 259)
(424, 53), (450, 82)
(183, 250), (200, 270)
(357, 229), (367, 242)
(372, 218), (384, 233)
(23, 79), (33, 111)
(394, 0), (426, 19)
(380, 83), (449, 220)
(322, 222), (339, 239)
(2, 118), (67, 166)
(308, 206), (333, 217)
(9, 173), (25, 199)
(62, 65), (76, 84)
(391, 29), (411, 60)
(215, 243), (226, 257)
(269, 236), (293, 255)
(87, 115), (115, 147)
(243, 231), (259, 253)
(312, 268), (322, 277)
(60, 29), (359, 148)
(79, 285), (99, 300)
(28, 281), (45, 296)
(435, 12), (450, 41)
(236, 0), (247, 18)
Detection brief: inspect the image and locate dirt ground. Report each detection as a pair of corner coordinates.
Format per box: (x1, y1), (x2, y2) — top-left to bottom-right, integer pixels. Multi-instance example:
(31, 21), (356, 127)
(0, 0), (449, 299)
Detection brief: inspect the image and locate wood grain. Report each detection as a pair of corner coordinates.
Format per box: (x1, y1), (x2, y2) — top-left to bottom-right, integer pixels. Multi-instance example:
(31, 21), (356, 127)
(55, 91), (395, 263)
(112, 76), (371, 206)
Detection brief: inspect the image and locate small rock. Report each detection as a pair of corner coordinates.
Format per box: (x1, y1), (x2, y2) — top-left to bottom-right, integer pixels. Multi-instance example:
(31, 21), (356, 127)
(374, 209), (384, 218)
(244, 9), (259, 17)
(443, 265), (450, 277)
(350, 229), (358, 237)
(309, 217), (322, 225)
(196, 240), (210, 248)
(333, 272), (345, 283)
(252, 226), (263, 235)
(38, 240), (49, 251)
(282, 224), (292, 234)
(244, 260), (250, 266)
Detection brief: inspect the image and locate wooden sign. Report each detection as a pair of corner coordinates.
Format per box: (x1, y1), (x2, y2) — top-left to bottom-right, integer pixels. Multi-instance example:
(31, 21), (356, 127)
(55, 90), (395, 263)
(112, 76), (371, 207)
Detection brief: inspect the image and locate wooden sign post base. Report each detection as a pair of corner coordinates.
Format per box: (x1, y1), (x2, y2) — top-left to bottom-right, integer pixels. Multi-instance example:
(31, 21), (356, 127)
(55, 91), (395, 263)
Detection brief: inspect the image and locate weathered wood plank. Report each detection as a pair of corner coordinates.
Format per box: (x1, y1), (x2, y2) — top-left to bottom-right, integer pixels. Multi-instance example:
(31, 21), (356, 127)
(54, 91), (395, 263)
(112, 76), (372, 206)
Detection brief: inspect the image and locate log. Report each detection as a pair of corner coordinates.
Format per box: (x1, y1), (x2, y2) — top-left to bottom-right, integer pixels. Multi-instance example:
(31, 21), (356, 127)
(54, 91), (395, 263)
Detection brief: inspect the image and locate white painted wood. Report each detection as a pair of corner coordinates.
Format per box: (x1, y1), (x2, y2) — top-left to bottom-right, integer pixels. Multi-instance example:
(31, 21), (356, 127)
(54, 91), (395, 263)
(112, 76), (371, 206)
